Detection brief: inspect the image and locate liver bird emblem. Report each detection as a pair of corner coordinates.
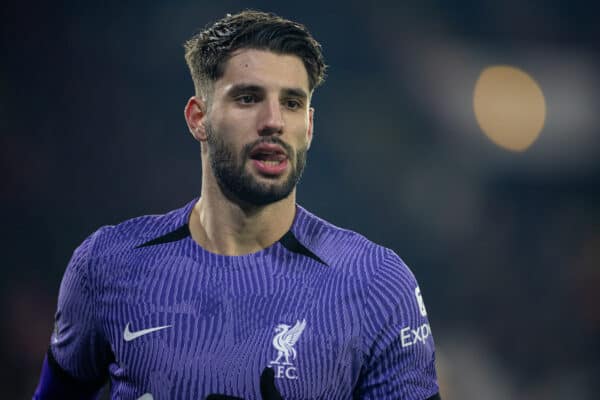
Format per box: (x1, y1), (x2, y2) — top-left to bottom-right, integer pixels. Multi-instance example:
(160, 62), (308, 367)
(270, 319), (307, 365)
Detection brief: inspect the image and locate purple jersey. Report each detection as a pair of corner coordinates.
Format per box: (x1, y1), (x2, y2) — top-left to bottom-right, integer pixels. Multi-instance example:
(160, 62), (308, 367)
(49, 199), (438, 399)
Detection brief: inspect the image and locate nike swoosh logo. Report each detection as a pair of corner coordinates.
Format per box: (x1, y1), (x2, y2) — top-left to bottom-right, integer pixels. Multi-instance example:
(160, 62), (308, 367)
(123, 323), (172, 342)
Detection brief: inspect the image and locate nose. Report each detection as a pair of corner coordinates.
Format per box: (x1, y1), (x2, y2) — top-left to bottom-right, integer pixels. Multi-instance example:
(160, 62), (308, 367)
(258, 98), (284, 136)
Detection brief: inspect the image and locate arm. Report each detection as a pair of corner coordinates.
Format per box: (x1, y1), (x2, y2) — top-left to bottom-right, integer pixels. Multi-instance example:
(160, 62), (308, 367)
(33, 351), (104, 400)
(355, 250), (441, 400)
(33, 230), (111, 399)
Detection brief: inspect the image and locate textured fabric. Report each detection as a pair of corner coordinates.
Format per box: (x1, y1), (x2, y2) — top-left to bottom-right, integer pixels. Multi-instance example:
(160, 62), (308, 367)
(49, 199), (439, 399)
(33, 353), (103, 399)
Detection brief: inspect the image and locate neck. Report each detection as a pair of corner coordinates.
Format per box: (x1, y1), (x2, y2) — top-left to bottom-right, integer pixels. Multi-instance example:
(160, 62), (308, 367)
(189, 168), (297, 256)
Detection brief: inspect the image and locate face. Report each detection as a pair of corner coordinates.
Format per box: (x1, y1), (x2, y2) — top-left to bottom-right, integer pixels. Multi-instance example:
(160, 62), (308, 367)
(197, 49), (314, 206)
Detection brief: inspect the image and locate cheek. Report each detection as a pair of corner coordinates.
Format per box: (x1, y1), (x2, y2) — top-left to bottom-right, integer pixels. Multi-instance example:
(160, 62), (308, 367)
(217, 112), (257, 142)
(289, 114), (311, 137)
(209, 116), (245, 146)
(295, 123), (312, 149)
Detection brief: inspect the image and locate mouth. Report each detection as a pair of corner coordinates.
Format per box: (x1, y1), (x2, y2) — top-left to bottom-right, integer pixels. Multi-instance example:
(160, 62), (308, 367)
(249, 143), (289, 176)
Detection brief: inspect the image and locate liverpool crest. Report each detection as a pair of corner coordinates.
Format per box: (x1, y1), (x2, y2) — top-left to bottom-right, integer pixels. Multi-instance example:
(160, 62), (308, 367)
(268, 319), (306, 380)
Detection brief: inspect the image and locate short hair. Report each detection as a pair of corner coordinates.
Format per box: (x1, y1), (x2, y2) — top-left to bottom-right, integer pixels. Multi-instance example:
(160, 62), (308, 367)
(184, 10), (326, 99)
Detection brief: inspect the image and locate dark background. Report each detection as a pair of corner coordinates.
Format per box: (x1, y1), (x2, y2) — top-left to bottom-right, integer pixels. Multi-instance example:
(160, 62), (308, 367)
(2, 0), (599, 398)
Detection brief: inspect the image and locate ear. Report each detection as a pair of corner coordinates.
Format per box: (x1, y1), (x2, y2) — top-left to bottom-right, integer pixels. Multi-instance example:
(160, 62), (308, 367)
(184, 96), (208, 142)
(307, 107), (315, 150)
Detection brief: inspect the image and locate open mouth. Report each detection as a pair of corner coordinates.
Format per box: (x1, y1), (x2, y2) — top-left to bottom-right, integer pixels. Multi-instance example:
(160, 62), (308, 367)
(249, 143), (289, 175)
(250, 152), (287, 165)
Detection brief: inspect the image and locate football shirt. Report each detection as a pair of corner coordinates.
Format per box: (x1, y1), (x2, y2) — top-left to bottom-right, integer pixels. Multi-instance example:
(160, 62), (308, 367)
(50, 199), (438, 399)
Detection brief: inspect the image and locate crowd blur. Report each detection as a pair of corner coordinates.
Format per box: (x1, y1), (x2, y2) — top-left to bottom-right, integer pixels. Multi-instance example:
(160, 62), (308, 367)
(2, 0), (598, 398)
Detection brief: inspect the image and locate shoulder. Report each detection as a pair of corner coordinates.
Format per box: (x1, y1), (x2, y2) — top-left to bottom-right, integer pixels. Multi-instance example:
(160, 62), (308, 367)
(293, 205), (413, 279)
(294, 206), (424, 324)
(77, 199), (194, 259)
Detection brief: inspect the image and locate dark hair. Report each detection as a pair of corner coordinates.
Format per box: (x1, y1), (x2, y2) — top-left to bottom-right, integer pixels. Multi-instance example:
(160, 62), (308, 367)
(184, 10), (326, 99)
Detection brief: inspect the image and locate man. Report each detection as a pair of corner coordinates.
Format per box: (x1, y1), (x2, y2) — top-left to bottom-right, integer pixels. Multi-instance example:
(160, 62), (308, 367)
(34, 10), (441, 400)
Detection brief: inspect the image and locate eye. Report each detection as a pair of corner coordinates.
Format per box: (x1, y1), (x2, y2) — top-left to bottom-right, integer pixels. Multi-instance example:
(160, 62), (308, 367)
(236, 94), (256, 104)
(285, 99), (302, 110)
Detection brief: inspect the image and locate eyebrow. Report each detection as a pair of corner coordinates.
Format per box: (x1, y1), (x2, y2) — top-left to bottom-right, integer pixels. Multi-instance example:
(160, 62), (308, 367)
(227, 84), (308, 100)
(282, 87), (308, 101)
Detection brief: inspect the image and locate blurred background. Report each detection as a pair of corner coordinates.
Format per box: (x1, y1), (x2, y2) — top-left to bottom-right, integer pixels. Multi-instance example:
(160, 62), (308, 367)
(2, 0), (599, 398)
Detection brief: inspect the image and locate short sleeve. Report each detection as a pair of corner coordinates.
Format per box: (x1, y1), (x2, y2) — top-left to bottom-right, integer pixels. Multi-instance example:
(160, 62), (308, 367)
(357, 250), (439, 400)
(49, 229), (111, 384)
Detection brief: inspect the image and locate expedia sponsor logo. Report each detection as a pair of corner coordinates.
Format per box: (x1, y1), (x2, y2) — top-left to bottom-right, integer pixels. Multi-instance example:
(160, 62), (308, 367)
(400, 323), (432, 348)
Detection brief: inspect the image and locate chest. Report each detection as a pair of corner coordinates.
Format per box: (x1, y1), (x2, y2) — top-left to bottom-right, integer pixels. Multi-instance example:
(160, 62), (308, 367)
(98, 254), (366, 399)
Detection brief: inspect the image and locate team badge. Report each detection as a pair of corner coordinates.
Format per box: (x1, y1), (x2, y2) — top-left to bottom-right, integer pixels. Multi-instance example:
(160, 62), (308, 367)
(268, 319), (306, 380)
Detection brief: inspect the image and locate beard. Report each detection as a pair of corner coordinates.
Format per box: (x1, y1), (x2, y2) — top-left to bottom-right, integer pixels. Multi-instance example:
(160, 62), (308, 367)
(205, 122), (308, 207)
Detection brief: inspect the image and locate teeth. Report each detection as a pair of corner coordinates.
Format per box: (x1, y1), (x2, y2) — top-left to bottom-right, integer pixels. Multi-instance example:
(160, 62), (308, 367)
(263, 160), (281, 166)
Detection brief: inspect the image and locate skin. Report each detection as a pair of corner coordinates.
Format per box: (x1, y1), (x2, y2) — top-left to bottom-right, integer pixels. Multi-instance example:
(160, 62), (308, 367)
(184, 49), (315, 256)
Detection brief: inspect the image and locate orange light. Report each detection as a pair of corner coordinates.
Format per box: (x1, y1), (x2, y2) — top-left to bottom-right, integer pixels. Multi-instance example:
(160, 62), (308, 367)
(473, 65), (546, 152)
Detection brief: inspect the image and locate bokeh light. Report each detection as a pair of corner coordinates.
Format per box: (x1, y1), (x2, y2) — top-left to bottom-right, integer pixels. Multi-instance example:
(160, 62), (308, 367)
(473, 65), (546, 152)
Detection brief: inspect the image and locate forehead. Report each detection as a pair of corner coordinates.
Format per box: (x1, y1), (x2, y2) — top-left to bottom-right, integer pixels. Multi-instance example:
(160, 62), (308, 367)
(215, 49), (310, 94)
